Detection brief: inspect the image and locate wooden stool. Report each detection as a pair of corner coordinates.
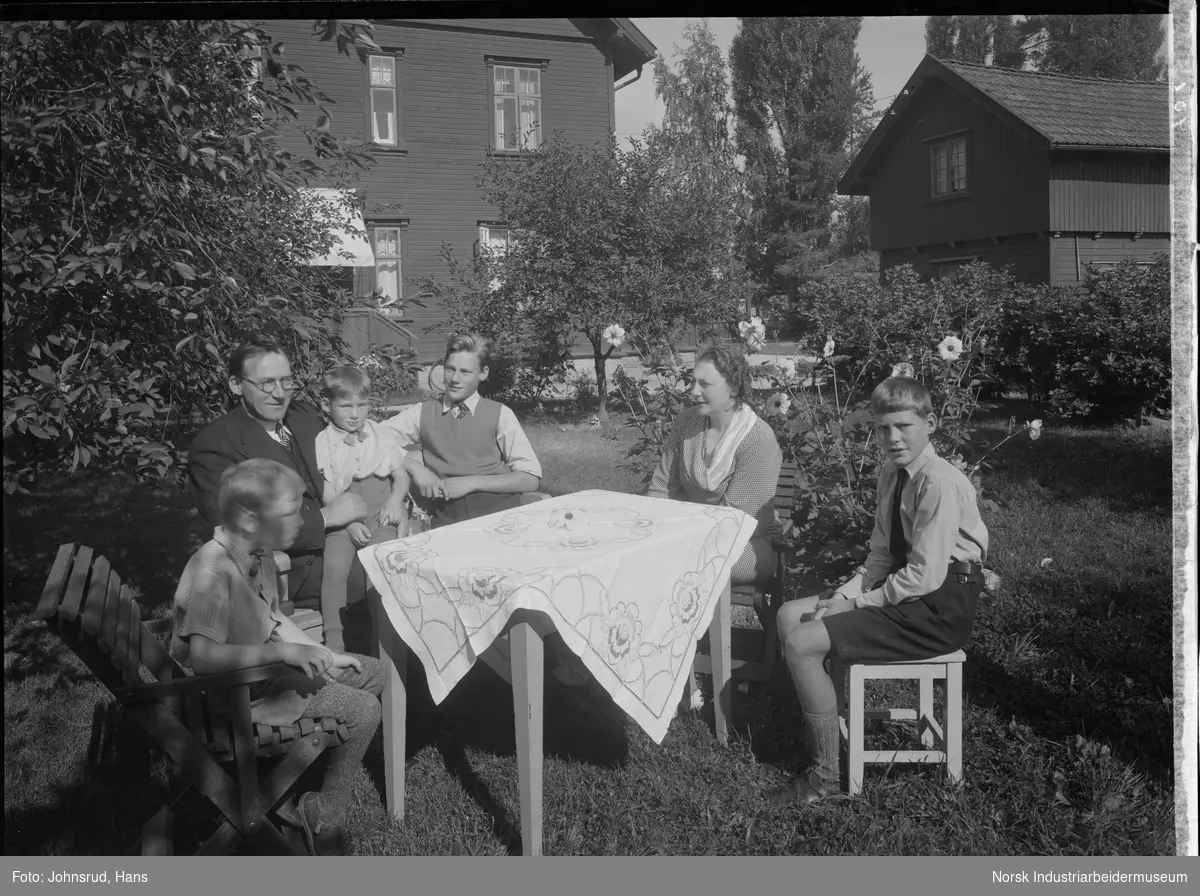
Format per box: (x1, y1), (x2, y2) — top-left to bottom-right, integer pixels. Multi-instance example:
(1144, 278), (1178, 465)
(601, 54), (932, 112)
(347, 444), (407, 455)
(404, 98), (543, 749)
(832, 650), (965, 794)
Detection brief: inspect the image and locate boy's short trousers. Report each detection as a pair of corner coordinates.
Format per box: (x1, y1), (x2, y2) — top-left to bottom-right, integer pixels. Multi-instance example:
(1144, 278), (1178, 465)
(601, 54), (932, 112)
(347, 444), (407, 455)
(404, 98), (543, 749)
(822, 565), (984, 665)
(430, 491), (525, 528)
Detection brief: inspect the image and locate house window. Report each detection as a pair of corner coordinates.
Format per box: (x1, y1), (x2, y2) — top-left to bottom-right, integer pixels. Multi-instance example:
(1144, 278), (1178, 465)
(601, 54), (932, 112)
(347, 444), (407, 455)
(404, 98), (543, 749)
(368, 54), (400, 146)
(359, 224), (408, 312)
(479, 223), (513, 291)
(930, 135), (968, 197)
(934, 256), (980, 279)
(491, 63), (543, 151)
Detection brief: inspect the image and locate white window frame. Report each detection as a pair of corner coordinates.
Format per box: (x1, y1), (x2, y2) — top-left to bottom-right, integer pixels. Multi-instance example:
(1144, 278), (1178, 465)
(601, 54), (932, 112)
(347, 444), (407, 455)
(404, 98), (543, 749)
(479, 223), (514, 292)
(372, 225), (404, 309)
(490, 61), (543, 152)
(368, 53), (399, 147)
(929, 134), (969, 198)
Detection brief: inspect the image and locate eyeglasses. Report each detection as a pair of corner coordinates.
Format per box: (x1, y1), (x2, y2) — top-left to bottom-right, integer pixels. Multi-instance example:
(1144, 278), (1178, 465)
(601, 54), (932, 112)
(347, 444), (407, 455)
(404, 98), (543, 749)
(241, 376), (299, 394)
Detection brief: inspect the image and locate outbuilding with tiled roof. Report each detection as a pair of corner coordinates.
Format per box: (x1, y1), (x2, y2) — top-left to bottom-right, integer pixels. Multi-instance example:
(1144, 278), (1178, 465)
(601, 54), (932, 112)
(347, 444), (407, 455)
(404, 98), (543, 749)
(839, 55), (1170, 286)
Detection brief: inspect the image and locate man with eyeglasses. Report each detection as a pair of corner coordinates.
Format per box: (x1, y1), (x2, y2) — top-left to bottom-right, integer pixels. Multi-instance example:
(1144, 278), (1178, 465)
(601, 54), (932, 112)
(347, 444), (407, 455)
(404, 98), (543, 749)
(188, 337), (371, 625)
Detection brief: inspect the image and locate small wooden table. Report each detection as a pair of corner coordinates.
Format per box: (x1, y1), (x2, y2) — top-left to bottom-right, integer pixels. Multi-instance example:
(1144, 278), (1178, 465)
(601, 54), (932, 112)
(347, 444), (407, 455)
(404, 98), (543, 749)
(360, 490), (755, 856)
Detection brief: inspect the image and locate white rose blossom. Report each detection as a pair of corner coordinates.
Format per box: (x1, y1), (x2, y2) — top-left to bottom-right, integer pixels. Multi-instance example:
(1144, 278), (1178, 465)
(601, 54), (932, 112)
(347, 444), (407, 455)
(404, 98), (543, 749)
(738, 317), (766, 352)
(778, 357), (797, 382)
(823, 336), (836, 358)
(937, 335), (964, 362)
(602, 324), (626, 349)
(891, 362), (915, 378)
(765, 392), (791, 417)
(1028, 419), (1043, 441)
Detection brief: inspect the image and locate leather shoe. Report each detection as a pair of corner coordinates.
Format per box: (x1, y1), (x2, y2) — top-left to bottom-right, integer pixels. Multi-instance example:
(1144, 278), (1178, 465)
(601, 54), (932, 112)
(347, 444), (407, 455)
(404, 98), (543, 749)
(765, 769), (841, 807)
(277, 792), (347, 856)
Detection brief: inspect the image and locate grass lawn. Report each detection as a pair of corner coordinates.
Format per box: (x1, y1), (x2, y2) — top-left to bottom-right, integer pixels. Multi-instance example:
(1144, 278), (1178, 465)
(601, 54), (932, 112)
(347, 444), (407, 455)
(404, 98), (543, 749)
(2, 408), (1176, 855)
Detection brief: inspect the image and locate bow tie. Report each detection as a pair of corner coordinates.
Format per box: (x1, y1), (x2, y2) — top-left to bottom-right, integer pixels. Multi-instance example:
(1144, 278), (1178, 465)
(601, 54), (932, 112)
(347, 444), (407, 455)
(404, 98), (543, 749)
(343, 429), (368, 445)
(248, 548), (266, 577)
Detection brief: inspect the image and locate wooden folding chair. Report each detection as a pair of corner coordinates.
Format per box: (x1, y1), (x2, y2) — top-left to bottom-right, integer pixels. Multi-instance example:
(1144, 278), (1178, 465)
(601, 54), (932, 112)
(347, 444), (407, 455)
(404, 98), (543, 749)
(692, 462), (798, 686)
(35, 543), (350, 855)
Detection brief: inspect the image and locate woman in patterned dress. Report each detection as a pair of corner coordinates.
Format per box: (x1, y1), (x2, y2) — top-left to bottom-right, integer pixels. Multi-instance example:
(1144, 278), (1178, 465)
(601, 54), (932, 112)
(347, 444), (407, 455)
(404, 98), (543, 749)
(648, 344), (783, 585)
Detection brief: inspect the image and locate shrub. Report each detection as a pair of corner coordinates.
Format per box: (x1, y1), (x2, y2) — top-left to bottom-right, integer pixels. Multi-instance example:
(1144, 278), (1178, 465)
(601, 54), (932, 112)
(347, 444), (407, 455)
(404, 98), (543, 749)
(996, 255), (1170, 421)
(357, 346), (423, 405)
(2, 19), (380, 493)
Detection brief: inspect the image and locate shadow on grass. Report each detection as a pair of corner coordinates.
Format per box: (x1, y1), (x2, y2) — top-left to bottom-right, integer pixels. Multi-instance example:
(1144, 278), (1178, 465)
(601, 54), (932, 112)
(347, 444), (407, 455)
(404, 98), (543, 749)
(3, 472), (205, 620)
(395, 662), (632, 855)
(968, 421), (1171, 517)
(3, 695), (176, 855)
(966, 568), (1174, 785)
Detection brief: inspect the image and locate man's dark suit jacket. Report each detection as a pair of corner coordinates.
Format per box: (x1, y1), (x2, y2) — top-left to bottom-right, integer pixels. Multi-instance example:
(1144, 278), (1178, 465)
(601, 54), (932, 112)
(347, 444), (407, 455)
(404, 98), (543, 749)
(188, 402), (327, 607)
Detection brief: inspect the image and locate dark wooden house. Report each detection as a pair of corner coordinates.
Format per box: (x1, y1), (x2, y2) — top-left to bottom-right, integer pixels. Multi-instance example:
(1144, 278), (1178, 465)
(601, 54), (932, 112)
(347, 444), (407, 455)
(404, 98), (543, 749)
(268, 18), (656, 360)
(838, 56), (1170, 286)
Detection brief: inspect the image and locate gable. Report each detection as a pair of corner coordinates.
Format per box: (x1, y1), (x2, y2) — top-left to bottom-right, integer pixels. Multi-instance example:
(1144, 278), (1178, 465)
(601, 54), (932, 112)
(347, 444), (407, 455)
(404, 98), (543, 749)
(841, 55), (1169, 195)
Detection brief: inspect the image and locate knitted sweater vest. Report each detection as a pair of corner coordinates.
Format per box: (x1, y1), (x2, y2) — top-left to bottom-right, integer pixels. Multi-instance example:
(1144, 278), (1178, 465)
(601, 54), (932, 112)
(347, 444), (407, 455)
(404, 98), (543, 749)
(419, 397), (508, 478)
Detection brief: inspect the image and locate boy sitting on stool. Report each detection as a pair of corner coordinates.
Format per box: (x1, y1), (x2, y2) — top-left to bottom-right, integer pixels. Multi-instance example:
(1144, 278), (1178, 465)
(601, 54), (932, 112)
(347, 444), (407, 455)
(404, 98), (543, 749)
(769, 376), (988, 806)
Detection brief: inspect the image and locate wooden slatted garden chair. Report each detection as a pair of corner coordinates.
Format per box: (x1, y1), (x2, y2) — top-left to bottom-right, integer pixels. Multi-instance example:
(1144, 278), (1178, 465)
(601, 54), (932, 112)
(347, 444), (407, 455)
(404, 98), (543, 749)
(692, 462), (799, 686)
(35, 543), (351, 855)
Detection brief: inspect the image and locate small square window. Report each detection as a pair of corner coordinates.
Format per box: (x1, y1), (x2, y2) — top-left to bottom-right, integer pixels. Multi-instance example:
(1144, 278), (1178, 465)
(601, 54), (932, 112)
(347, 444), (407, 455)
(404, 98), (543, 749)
(930, 135), (968, 197)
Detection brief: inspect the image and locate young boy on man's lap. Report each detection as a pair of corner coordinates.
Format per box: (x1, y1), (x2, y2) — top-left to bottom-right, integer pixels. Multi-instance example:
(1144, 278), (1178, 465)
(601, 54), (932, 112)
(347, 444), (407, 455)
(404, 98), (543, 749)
(769, 376), (988, 805)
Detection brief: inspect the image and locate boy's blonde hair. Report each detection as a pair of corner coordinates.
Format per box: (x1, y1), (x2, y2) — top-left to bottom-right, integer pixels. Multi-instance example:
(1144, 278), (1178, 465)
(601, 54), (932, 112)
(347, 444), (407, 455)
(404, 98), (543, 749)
(445, 332), (492, 368)
(871, 376), (934, 418)
(321, 365), (371, 401)
(218, 459), (304, 528)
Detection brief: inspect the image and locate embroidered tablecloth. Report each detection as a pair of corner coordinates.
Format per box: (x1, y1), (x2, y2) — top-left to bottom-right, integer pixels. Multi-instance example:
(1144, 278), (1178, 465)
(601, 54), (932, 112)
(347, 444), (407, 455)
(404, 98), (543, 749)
(359, 489), (756, 744)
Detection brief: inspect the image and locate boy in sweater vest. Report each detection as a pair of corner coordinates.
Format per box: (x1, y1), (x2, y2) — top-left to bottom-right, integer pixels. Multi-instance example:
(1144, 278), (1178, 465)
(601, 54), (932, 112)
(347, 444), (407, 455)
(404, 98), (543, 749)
(380, 333), (542, 527)
(381, 334), (596, 688)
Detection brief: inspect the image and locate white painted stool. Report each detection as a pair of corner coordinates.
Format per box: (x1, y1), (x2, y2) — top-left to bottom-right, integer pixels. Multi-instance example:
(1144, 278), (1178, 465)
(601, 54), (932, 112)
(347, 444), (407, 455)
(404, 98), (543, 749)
(832, 650), (965, 795)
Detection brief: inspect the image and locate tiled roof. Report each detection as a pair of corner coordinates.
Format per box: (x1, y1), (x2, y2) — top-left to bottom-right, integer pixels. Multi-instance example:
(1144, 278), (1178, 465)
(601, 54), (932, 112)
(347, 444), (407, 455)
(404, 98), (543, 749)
(939, 58), (1169, 150)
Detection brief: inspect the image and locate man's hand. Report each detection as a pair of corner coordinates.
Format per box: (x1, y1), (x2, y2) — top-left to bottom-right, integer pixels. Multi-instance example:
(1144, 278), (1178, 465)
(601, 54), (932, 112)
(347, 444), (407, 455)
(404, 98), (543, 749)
(437, 476), (473, 501)
(408, 464), (443, 501)
(812, 594), (857, 621)
(346, 521), (372, 548)
(322, 491), (368, 529)
(281, 642), (335, 678)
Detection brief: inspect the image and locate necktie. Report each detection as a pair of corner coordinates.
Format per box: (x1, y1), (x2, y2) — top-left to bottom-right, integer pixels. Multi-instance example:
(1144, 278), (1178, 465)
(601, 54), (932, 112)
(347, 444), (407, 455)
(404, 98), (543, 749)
(453, 402), (468, 420)
(889, 467), (909, 567)
(343, 429), (368, 446)
(275, 423), (293, 453)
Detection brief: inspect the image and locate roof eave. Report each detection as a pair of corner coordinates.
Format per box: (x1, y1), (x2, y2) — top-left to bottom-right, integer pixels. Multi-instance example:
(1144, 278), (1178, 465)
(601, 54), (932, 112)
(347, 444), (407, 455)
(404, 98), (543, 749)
(571, 18), (657, 81)
(1050, 143), (1169, 153)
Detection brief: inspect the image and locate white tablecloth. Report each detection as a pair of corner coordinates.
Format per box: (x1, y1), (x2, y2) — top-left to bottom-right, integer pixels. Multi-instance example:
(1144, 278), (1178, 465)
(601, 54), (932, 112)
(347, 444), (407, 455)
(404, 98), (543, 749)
(359, 490), (756, 744)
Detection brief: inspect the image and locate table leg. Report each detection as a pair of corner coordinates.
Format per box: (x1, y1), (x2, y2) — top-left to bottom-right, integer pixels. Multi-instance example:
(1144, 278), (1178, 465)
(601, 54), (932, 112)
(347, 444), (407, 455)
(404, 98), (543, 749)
(709, 579), (732, 744)
(510, 620), (544, 857)
(378, 616), (408, 821)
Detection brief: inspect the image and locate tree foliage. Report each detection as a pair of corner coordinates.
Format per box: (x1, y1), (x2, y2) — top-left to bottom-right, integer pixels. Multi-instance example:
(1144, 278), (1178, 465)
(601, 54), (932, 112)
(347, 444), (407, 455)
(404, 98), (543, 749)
(925, 15), (1027, 69)
(1022, 14), (1167, 81)
(652, 18), (738, 193)
(2, 19), (379, 492)
(414, 131), (749, 420)
(730, 17), (874, 301)
(926, 14), (1166, 79)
